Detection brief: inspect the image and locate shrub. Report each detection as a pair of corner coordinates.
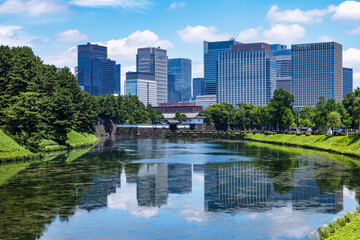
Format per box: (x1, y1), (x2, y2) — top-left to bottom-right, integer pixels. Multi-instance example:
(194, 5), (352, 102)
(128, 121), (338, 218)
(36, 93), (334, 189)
(296, 132), (303, 135)
(305, 132), (311, 136)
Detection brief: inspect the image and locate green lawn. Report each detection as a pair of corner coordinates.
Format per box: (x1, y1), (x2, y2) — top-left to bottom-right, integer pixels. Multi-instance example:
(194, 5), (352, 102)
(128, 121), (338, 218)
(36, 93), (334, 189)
(245, 133), (360, 157)
(1, 129), (98, 162)
(0, 129), (36, 161)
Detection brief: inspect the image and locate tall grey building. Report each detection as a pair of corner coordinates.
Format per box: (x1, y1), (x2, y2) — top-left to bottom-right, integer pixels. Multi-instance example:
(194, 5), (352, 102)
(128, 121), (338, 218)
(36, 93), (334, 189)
(272, 44), (291, 93)
(291, 42), (343, 107)
(204, 39), (241, 96)
(137, 47), (168, 105)
(168, 58), (192, 102)
(217, 43), (276, 106)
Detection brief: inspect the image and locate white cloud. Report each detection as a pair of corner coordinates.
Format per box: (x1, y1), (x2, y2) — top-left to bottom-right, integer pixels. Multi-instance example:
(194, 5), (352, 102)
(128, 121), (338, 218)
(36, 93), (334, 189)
(346, 26), (360, 35)
(192, 61), (203, 78)
(343, 48), (360, 89)
(54, 29), (88, 42)
(177, 25), (232, 44)
(237, 24), (305, 45)
(267, 5), (329, 24)
(41, 46), (77, 69)
(262, 24), (306, 45)
(70, 0), (150, 8)
(237, 26), (263, 42)
(0, 0), (66, 16)
(0, 24), (33, 47)
(101, 30), (173, 63)
(316, 35), (336, 42)
(331, 1), (360, 21)
(170, 2), (186, 10)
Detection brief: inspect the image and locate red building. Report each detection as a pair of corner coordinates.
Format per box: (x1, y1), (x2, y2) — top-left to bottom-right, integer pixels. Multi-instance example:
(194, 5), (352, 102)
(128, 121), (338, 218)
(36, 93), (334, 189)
(153, 102), (203, 113)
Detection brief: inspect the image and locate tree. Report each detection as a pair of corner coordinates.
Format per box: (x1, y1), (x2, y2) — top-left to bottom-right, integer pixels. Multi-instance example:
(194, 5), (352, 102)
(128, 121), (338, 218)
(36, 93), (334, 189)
(268, 89), (295, 131)
(147, 104), (165, 124)
(2, 92), (44, 151)
(201, 102), (235, 130)
(282, 108), (295, 130)
(327, 111), (341, 130)
(174, 111), (187, 123)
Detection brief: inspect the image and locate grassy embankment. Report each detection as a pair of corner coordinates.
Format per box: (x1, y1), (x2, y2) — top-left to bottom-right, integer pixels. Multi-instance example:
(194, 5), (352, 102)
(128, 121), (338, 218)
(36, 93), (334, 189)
(0, 129), (98, 162)
(245, 133), (360, 240)
(245, 133), (360, 158)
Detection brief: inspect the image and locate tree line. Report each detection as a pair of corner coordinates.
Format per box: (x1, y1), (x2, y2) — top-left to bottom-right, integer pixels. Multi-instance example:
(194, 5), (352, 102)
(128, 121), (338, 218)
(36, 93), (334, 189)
(202, 88), (359, 132)
(0, 46), (164, 151)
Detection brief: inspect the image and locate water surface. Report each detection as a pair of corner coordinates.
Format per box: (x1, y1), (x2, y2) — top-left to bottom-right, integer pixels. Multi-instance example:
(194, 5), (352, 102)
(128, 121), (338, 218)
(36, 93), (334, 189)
(1, 139), (360, 240)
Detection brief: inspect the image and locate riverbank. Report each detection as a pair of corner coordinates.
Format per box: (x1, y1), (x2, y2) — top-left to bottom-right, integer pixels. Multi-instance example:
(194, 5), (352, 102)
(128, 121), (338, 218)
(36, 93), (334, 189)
(0, 129), (98, 162)
(245, 133), (360, 158)
(310, 208), (360, 240)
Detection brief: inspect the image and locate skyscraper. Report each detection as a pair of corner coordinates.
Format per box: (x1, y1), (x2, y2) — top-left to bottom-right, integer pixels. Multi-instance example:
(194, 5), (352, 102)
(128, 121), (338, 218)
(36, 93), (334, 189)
(203, 39), (241, 95)
(272, 44), (291, 93)
(193, 77), (204, 100)
(137, 47), (168, 105)
(126, 72), (157, 106)
(167, 58), (192, 102)
(343, 67), (353, 98)
(291, 42), (343, 108)
(77, 42), (120, 96)
(115, 64), (121, 94)
(217, 43), (276, 106)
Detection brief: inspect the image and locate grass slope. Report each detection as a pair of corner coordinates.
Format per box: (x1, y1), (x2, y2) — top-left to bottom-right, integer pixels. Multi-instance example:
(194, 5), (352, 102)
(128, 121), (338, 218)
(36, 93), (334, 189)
(0, 130), (36, 161)
(245, 133), (360, 157)
(1, 129), (98, 161)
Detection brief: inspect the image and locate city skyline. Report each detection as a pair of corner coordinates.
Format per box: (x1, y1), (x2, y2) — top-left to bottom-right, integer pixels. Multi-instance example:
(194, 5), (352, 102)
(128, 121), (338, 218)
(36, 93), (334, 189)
(1, 0), (360, 92)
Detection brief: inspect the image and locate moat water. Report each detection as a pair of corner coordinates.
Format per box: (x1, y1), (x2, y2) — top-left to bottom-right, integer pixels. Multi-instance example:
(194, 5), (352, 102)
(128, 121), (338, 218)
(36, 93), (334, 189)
(1, 139), (360, 240)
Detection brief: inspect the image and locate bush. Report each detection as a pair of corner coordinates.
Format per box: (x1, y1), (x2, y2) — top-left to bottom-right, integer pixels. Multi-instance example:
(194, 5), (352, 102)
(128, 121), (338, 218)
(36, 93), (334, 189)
(305, 132), (311, 136)
(296, 132), (303, 135)
(264, 131), (277, 135)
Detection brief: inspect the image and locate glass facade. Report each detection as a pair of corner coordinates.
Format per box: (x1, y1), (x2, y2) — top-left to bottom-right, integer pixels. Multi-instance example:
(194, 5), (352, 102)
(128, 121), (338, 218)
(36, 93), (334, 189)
(137, 47), (168, 105)
(77, 42), (119, 96)
(203, 40), (241, 96)
(343, 67), (353, 98)
(126, 72), (157, 106)
(272, 46), (291, 93)
(291, 42), (343, 107)
(193, 78), (204, 100)
(167, 58), (192, 102)
(217, 43), (276, 106)
(115, 64), (121, 94)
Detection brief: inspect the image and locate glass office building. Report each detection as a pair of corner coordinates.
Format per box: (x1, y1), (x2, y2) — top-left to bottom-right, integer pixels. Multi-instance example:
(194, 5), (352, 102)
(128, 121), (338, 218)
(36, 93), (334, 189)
(218, 43), (276, 106)
(193, 78), (205, 100)
(77, 42), (120, 96)
(167, 58), (192, 102)
(126, 72), (157, 106)
(204, 39), (241, 96)
(272, 45), (291, 93)
(115, 64), (121, 94)
(291, 42), (343, 107)
(137, 47), (168, 105)
(343, 67), (353, 98)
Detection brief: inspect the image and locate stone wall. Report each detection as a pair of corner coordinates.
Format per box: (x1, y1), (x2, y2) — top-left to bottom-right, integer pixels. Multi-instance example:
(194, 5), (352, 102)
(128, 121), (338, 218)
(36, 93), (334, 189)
(116, 128), (170, 139)
(94, 119), (118, 138)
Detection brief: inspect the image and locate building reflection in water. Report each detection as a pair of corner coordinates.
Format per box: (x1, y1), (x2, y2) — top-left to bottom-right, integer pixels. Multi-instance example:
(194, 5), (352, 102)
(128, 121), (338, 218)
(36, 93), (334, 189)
(78, 173), (121, 211)
(77, 161), (343, 214)
(204, 162), (343, 214)
(137, 164), (168, 207)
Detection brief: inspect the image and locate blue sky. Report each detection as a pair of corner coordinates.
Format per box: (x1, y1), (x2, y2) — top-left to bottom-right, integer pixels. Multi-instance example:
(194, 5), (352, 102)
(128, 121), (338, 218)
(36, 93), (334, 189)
(1, 0), (360, 88)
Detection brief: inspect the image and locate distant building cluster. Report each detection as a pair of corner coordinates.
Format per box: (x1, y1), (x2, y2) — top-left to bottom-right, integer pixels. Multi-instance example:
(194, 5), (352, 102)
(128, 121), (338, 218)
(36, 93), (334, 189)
(75, 38), (353, 109)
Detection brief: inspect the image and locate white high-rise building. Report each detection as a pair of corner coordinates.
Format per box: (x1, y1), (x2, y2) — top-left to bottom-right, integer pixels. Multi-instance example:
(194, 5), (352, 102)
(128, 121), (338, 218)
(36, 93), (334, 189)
(126, 72), (157, 106)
